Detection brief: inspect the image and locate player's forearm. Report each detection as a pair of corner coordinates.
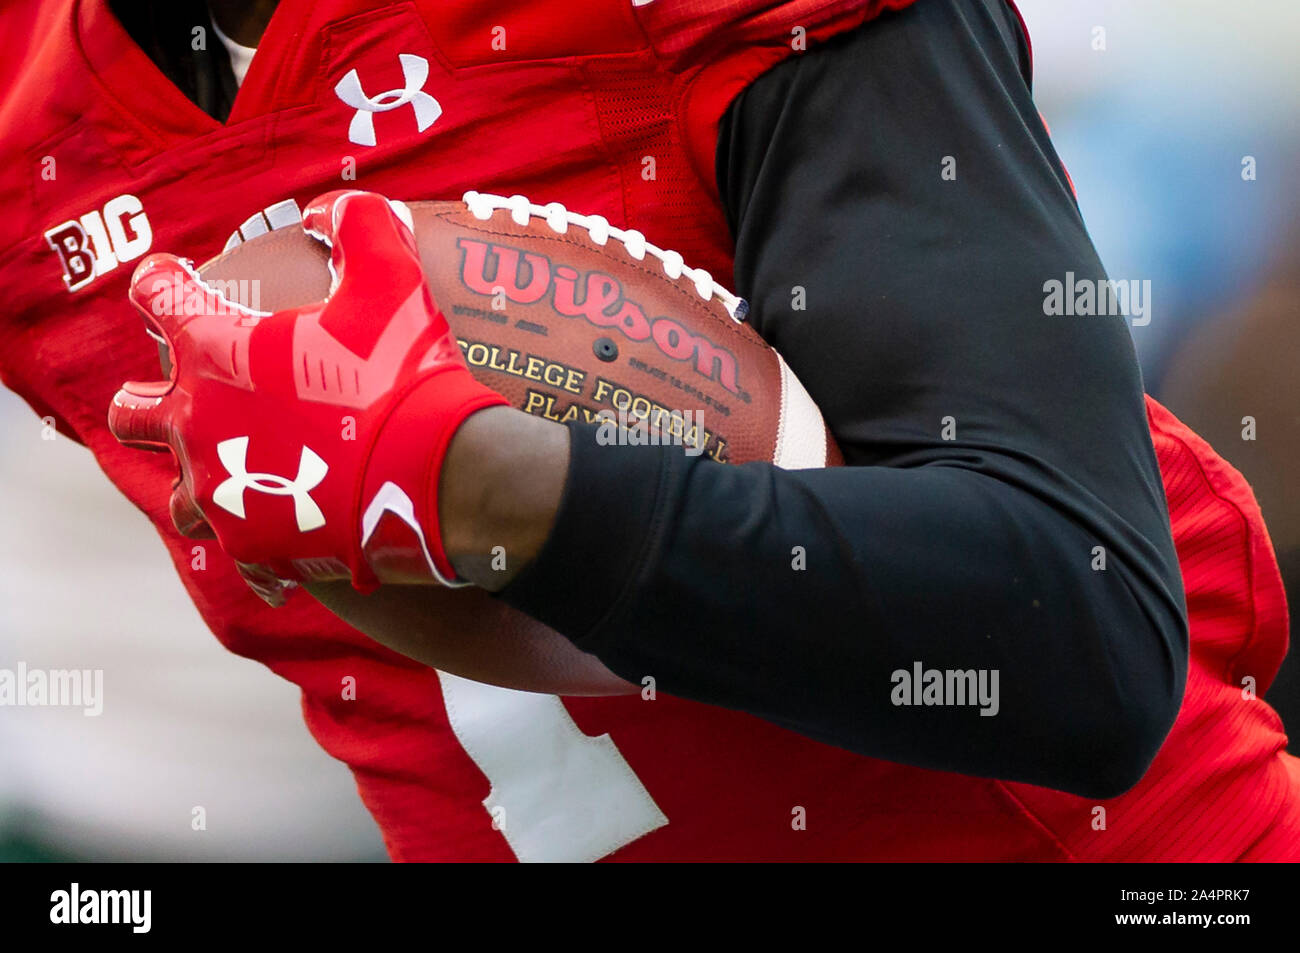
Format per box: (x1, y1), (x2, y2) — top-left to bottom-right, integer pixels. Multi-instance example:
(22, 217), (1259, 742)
(440, 406), (569, 591)
(302, 577), (634, 695)
(493, 423), (1186, 799)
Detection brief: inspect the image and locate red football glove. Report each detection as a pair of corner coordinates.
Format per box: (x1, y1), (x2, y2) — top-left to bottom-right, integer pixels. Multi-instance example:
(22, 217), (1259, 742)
(108, 190), (509, 605)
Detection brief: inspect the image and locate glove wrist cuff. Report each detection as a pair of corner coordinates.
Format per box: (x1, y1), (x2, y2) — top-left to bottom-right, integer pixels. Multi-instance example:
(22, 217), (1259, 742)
(355, 368), (509, 590)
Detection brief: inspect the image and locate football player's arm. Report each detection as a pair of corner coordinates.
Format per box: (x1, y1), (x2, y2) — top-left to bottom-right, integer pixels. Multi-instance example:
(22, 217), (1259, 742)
(455, 0), (1188, 798)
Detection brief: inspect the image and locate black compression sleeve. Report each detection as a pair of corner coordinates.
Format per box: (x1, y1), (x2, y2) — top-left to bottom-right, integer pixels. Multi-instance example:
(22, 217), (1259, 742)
(500, 0), (1188, 797)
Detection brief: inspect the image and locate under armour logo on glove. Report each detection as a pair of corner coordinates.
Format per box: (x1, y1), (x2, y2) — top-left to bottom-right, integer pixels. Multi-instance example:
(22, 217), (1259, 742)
(212, 437), (328, 532)
(334, 53), (442, 147)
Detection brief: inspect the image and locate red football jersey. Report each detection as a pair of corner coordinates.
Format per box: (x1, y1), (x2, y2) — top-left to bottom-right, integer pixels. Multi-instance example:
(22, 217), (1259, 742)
(0, 0), (1295, 861)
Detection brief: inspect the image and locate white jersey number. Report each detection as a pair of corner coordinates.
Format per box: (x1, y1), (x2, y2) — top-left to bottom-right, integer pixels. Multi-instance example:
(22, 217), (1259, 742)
(437, 673), (667, 862)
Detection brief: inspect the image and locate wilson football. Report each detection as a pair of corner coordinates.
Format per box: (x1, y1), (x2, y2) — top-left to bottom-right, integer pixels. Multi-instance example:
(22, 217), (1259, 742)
(197, 191), (841, 695)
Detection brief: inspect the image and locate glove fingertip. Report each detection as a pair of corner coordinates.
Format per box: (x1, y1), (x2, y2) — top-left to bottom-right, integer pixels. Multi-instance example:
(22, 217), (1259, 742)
(107, 386), (172, 448)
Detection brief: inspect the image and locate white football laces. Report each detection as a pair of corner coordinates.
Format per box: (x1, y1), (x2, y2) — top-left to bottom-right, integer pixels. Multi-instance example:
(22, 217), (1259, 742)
(461, 190), (748, 323)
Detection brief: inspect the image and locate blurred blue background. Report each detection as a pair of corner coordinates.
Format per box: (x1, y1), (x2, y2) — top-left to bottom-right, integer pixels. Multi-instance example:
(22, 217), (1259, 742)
(1016, 0), (1300, 383)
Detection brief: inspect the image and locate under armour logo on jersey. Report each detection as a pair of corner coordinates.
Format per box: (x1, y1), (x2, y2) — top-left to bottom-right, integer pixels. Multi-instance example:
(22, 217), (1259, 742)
(212, 436), (328, 532)
(334, 53), (442, 147)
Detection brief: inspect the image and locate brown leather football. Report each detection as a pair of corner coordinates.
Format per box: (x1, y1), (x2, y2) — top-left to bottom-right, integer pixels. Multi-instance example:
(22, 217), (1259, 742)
(198, 191), (840, 695)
